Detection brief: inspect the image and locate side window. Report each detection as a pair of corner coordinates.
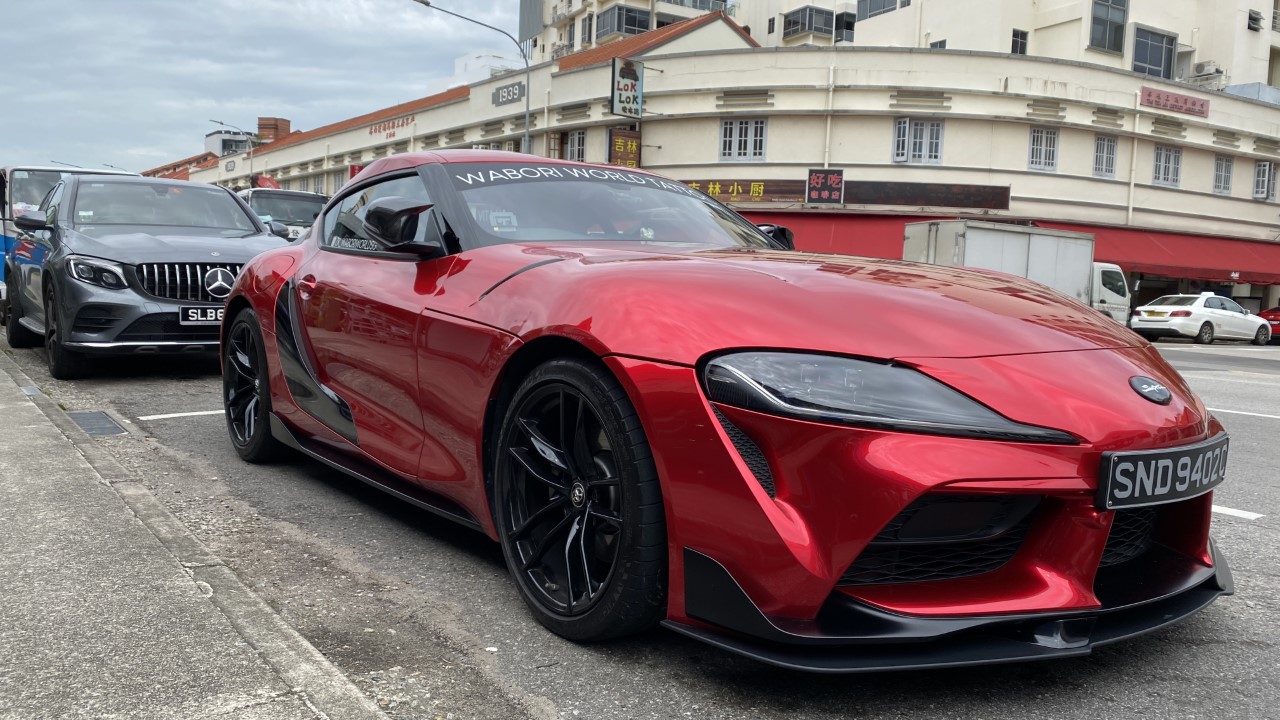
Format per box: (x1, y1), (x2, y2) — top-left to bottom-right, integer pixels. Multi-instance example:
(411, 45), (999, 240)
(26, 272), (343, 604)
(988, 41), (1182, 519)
(1099, 269), (1127, 297)
(322, 175), (431, 253)
(1204, 297), (1223, 310)
(1222, 298), (1245, 314)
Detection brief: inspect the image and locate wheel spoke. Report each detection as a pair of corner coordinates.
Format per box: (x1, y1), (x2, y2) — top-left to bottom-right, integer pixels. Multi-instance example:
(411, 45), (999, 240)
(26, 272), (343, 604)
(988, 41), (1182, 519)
(244, 397), (258, 438)
(508, 446), (568, 494)
(562, 514), (582, 611)
(509, 495), (568, 540)
(586, 500), (622, 526)
(577, 510), (598, 599)
(520, 511), (577, 572)
(570, 394), (594, 481)
(518, 418), (571, 474)
(226, 385), (252, 420)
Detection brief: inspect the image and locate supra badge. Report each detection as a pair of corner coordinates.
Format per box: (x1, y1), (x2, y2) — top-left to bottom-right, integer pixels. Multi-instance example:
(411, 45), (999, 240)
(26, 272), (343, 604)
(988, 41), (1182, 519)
(1130, 376), (1172, 405)
(203, 267), (235, 299)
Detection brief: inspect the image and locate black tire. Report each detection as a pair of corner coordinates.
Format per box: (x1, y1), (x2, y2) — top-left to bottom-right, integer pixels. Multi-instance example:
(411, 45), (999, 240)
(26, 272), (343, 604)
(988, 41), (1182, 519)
(493, 358), (666, 642)
(4, 272), (40, 349)
(1195, 322), (1214, 345)
(223, 306), (286, 463)
(1252, 326), (1270, 346)
(43, 283), (89, 379)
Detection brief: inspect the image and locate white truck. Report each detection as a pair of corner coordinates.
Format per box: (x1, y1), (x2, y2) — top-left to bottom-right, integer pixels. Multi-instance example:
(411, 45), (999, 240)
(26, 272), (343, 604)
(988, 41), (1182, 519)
(903, 220), (1131, 323)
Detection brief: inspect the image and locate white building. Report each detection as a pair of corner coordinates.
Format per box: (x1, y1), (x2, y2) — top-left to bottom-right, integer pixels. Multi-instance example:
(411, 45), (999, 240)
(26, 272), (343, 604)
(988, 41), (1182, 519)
(190, 3), (1280, 308)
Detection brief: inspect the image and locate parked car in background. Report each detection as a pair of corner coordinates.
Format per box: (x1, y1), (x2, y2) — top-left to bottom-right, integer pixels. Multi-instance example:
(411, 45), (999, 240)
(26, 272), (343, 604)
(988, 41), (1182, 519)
(1, 166), (137, 299)
(1130, 292), (1270, 345)
(3, 174), (290, 378)
(1259, 306), (1280, 344)
(236, 188), (326, 240)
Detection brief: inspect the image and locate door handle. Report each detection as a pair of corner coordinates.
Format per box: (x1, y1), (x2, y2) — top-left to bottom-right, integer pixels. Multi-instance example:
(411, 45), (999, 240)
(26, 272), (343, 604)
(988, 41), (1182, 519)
(297, 274), (317, 298)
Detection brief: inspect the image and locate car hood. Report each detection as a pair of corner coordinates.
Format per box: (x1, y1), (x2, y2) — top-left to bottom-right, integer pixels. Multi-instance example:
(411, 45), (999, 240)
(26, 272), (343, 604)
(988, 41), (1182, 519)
(444, 243), (1144, 364)
(67, 226), (288, 264)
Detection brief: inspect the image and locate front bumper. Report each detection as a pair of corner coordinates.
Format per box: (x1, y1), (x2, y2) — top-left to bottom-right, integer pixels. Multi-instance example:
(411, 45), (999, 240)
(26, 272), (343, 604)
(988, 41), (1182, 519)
(666, 542), (1230, 672)
(58, 277), (221, 355)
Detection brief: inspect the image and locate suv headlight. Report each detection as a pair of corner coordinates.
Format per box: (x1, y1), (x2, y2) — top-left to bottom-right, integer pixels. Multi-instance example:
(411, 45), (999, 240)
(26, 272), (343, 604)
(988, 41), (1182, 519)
(66, 256), (128, 290)
(703, 351), (1076, 444)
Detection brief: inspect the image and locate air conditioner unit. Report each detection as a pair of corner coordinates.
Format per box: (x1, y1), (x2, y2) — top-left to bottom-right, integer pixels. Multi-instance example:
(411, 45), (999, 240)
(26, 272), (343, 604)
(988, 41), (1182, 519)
(1193, 60), (1223, 76)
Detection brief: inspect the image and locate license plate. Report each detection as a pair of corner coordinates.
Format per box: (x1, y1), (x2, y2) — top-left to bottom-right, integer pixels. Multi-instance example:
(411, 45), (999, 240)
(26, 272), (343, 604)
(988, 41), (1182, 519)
(180, 306), (224, 325)
(1098, 434), (1228, 510)
(1149, 311), (1167, 317)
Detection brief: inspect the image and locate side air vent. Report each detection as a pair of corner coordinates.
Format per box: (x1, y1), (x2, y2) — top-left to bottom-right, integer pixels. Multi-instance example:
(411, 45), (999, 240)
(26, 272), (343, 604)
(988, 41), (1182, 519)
(712, 407), (776, 498)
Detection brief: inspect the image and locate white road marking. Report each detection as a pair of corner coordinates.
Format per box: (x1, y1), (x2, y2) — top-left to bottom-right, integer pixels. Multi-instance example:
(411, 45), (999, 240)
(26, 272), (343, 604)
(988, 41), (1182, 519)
(1212, 505), (1265, 521)
(1207, 407), (1280, 420)
(138, 410), (224, 421)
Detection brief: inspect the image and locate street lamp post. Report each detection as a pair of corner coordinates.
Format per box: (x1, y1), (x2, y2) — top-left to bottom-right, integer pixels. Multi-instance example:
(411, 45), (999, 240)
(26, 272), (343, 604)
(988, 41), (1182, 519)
(409, 0), (532, 154)
(211, 119), (255, 187)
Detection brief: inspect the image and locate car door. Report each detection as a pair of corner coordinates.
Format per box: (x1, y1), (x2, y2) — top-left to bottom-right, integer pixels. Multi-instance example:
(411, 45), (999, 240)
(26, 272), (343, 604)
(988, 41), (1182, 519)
(1219, 297), (1252, 338)
(292, 172), (449, 478)
(1200, 296), (1229, 337)
(21, 181), (66, 327)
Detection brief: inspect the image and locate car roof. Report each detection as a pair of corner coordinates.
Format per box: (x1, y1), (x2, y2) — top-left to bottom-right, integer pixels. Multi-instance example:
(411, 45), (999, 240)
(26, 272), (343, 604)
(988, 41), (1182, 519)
(349, 149), (664, 186)
(67, 175), (224, 190)
(2, 166), (137, 176)
(240, 188), (326, 198)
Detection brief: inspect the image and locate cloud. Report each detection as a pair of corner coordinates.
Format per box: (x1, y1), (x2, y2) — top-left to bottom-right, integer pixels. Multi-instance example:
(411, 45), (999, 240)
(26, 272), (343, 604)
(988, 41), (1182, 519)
(0, 0), (517, 173)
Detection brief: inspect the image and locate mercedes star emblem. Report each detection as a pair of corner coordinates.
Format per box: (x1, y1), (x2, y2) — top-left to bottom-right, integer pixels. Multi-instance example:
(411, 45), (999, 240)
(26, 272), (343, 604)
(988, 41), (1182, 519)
(1129, 376), (1172, 405)
(203, 267), (236, 299)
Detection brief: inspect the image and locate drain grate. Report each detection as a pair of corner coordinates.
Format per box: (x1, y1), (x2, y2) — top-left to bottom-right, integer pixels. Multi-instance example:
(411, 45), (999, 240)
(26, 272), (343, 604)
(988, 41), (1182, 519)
(66, 411), (127, 437)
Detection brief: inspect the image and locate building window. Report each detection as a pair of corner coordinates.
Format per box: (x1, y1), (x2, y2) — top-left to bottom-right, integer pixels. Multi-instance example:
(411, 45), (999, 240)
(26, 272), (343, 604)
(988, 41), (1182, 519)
(1254, 160), (1274, 200)
(312, 175), (324, 194)
(835, 12), (855, 42)
(1011, 29), (1028, 54)
(567, 19), (575, 48)
(1133, 28), (1175, 79)
(857, 0), (896, 21)
(1213, 156), (1233, 195)
(783, 7), (834, 39)
(281, 180), (291, 191)
(582, 14), (593, 43)
(893, 118), (943, 164)
(547, 131), (562, 159)
(564, 130), (586, 162)
(1152, 145), (1181, 187)
(929, 39), (946, 49)
(1089, 0), (1126, 54)
(767, 17), (775, 34)
(1093, 135), (1117, 178)
(720, 118), (767, 161)
(1028, 127), (1058, 172)
(596, 6), (649, 39)
(899, 0), (910, 6)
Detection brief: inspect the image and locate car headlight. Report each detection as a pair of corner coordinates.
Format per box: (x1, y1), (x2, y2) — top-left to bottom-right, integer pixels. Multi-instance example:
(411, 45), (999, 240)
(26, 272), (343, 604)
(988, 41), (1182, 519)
(703, 351), (1076, 444)
(66, 256), (128, 290)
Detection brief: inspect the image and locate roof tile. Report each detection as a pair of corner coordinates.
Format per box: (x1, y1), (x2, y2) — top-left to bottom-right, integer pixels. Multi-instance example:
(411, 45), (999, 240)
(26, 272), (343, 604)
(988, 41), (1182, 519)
(557, 11), (757, 72)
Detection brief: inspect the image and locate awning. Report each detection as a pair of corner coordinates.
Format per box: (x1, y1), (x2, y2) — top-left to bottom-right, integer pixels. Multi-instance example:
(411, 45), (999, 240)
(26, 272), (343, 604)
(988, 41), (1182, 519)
(1038, 222), (1280, 286)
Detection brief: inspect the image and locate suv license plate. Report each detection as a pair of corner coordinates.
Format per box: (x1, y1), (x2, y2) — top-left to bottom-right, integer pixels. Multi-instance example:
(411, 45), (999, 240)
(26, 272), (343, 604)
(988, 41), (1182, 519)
(1098, 433), (1228, 510)
(180, 306), (224, 325)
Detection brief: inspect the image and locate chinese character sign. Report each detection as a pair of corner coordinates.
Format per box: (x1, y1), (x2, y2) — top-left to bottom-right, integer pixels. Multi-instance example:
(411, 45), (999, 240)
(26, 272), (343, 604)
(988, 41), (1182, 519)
(1140, 87), (1210, 117)
(806, 168), (845, 204)
(608, 128), (642, 168)
(610, 58), (644, 119)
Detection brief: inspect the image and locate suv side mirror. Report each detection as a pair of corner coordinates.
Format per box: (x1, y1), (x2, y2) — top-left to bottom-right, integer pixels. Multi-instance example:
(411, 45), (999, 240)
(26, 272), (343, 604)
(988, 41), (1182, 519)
(362, 196), (444, 258)
(14, 210), (50, 231)
(756, 223), (795, 250)
(269, 221), (290, 240)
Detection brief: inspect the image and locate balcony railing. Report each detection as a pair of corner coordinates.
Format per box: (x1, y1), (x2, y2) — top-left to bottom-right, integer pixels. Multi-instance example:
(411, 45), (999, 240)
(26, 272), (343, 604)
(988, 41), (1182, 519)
(658, 0), (736, 16)
(551, 43), (572, 59)
(1273, 9), (1280, 31)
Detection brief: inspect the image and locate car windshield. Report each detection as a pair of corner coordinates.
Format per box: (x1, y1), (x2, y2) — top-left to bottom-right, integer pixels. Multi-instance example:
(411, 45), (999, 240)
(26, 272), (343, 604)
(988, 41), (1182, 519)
(446, 163), (774, 249)
(73, 181), (256, 233)
(9, 169), (64, 215)
(1149, 296), (1198, 307)
(248, 191), (325, 225)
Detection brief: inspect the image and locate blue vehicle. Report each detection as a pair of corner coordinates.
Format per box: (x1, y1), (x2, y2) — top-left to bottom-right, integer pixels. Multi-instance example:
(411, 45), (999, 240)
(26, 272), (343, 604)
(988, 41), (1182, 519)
(1, 166), (136, 300)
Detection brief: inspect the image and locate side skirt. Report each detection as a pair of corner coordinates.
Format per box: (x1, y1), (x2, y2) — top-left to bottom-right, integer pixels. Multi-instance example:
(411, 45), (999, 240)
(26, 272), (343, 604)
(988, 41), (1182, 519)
(269, 413), (483, 533)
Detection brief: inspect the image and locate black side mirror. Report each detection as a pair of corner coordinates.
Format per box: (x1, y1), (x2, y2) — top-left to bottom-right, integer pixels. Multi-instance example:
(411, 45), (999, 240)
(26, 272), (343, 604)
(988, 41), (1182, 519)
(757, 223), (795, 250)
(362, 197), (444, 257)
(269, 221), (290, 239)
(14, 211), (50, 231)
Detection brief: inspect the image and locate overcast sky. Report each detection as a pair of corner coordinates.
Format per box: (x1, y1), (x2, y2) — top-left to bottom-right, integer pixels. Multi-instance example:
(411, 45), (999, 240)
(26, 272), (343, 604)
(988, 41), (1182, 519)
(0, 0), (516, 173)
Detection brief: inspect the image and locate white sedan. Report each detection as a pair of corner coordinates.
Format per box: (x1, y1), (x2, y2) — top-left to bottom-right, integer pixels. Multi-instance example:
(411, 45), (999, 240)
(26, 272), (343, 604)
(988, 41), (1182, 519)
(1130, 292), (1271, 345)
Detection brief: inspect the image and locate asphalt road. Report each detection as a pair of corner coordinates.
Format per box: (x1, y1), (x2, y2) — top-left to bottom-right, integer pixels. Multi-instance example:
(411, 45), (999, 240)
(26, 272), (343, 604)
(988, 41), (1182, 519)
(4, 337), (1277, 720)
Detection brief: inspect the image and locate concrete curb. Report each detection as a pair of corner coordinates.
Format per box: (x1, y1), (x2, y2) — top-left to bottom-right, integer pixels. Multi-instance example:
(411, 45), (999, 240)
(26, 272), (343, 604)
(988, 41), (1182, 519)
(0, 352), (389, 720)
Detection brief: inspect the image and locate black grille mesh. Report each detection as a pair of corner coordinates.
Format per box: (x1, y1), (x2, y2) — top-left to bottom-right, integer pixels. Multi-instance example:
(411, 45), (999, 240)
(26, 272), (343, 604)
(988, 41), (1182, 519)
(116, 314), (221, 343)
(1100, 507), (1158, 566)
(712, 407), (776, 498)
(72, 306), (121, 333)
(135, 263), (242, 303)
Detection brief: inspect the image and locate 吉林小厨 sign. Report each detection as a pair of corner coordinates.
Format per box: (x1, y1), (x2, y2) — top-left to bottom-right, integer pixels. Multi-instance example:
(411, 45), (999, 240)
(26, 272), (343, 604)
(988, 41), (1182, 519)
(610, 57), (644, 119)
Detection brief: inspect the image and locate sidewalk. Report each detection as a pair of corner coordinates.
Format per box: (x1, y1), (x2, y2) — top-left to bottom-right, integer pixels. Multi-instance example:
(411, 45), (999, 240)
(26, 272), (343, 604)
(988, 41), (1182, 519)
(0, 353), (388, 720)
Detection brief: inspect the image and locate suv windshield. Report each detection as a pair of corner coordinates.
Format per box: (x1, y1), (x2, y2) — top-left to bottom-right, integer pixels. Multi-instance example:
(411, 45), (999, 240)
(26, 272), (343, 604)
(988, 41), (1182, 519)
(10, 169), (65, 215)
(1149, 296), (1197, 307)
(248, 191), (325, 225)
(73, 181), (256, 233)
(446, 163), (774, 249)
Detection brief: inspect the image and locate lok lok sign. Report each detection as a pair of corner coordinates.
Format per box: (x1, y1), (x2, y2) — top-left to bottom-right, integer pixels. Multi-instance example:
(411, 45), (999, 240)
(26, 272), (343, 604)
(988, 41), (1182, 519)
(610, 57), (643, 119)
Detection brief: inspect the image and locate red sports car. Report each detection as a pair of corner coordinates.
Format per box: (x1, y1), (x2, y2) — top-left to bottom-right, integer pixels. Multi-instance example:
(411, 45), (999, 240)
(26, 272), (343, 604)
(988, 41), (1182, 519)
(221, 151), (1232, 672)
(1259, 306), (1280, 344)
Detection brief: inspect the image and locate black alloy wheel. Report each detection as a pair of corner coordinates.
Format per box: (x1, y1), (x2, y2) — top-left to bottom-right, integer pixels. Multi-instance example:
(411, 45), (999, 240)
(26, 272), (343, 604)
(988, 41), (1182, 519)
(4, 274), (40, 349)
(223, 307), (284, 463)
(43, 284), (88, 379)
(1253, 326), (1270, 346)
(1195, 322), (1215, 345)
(495, 358), (666, 642)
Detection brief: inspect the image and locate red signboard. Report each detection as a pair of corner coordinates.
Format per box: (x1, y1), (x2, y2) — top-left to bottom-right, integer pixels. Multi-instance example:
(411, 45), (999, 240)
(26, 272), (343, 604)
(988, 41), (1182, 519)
(1140, 87), (1209, 117)
(348, 164), (366, 180)
(251, 174), (280, 189)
